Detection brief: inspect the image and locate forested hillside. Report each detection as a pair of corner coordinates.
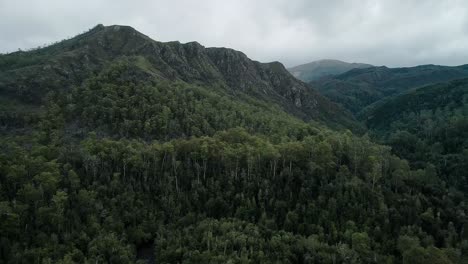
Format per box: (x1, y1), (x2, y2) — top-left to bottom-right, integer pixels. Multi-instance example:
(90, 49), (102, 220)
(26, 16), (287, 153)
(311, 65), (468, 114)
(0, 24), (359, 132)
(363, 78), (468, 194)
(0, 25), (467, 264)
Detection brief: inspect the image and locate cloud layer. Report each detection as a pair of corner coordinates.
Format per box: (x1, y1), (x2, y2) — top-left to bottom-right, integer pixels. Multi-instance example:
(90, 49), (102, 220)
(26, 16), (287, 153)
(1, 0), (468, 67)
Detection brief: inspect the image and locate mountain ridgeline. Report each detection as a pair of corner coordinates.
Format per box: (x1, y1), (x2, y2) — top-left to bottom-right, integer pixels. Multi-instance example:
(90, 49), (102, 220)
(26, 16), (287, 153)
(0, 24), (359, 134)
(1, 25), (468, 263)
(310, 64), (468, 114)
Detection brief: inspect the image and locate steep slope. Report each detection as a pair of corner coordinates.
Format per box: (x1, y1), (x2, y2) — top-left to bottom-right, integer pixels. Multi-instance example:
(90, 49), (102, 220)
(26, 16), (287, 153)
(0, 24), (359, 132)
(363, 78), (468, 190)
(312, 64), (468, 114)
(288, 59), (372, 82)
(363, 78), (468, 131)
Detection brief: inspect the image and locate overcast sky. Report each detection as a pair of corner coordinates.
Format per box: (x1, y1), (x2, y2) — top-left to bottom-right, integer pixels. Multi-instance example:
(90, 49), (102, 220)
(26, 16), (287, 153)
(1, 0), (468, 67)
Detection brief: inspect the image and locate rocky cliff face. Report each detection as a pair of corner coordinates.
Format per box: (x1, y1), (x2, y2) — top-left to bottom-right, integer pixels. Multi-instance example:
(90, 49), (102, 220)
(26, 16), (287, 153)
(0, 24), (360, 130)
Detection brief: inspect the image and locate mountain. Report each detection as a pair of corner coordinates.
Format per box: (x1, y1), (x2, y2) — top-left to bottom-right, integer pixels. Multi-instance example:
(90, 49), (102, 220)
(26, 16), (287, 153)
(287, 59), (373, 82)
(362, 78), (468, 191)
(311, 64), (468, 114)
(1, 25), (467, 263)
(0, 24), (360, 133)
(362, 78), (468, 130)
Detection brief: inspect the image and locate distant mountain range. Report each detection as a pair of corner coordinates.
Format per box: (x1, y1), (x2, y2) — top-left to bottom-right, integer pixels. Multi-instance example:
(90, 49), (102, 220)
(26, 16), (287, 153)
(361, 77), (468, 130)
(288, 59), (468, 117)
(287, 59), (373, 82)
(310, 64), (468, 114)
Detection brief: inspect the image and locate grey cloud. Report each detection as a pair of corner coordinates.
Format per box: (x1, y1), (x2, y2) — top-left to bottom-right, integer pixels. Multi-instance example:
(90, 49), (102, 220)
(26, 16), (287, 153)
(1, 0), (468, 67)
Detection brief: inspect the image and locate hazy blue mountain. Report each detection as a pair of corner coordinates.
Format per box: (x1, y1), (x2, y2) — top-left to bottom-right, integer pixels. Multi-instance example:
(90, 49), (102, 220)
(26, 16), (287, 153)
(288, 59), (373, 82)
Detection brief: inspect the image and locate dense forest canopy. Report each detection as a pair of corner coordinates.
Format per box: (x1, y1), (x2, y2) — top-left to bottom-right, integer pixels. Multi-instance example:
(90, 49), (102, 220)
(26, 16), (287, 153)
(0, 25), (468, 264)
(310, 65), (468, 115)
(362, 79), (468, 193)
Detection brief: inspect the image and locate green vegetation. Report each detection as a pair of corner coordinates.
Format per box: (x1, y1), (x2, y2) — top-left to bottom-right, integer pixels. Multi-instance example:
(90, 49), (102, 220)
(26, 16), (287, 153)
(364, 79), (468, 194)
(312, 65), (468, 114)
(1, 25), (468, 263)
(2, 114), (467, 263)
(0, 24), (360, 132)
(62, 61), (316, 140)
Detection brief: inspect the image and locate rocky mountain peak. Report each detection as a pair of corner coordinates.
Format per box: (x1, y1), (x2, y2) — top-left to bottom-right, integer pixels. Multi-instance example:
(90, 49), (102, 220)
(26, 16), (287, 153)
(0, 24), (360, 131)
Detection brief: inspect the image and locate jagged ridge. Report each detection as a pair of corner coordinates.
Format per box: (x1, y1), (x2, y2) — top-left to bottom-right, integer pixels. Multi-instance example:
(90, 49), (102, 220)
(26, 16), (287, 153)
(0, 24), (360, 130)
